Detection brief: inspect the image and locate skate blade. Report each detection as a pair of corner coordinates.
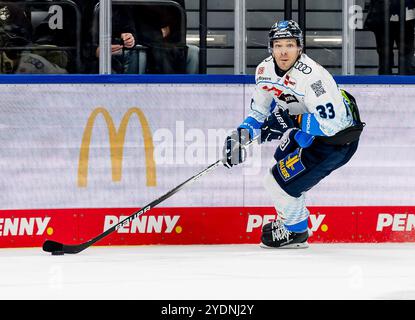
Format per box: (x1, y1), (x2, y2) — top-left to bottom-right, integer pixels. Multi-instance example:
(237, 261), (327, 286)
(260, 242), (309, 249)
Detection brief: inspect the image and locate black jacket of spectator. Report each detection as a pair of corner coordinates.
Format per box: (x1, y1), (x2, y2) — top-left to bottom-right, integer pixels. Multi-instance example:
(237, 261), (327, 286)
(133, 0), (187, 73)
(79, 0), (137, 73)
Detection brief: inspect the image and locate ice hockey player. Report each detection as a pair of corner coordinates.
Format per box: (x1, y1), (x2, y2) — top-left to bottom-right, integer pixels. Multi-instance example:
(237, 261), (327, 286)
(222, 20), (364, 248)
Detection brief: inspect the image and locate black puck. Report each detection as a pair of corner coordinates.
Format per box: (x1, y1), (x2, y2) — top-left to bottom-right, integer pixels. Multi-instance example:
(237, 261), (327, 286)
(51, 250), (65, 256)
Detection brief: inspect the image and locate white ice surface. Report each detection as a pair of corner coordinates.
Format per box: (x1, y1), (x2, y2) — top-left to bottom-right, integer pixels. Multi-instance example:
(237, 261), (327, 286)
(0, 244), (414, 300)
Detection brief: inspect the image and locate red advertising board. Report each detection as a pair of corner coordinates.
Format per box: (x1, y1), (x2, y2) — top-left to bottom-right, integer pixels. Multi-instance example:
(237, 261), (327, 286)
(1, 206), (415, 248)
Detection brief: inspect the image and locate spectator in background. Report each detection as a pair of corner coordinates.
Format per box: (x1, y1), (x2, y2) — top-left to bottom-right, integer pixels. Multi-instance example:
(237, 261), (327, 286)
(80, 1), (137, 74)
(365, 0), (415, 74)
(134, 0), (199, 74)
(0, 3), (67, 74)
(30, 0), (78, 73)
(159, 0), (199, 74)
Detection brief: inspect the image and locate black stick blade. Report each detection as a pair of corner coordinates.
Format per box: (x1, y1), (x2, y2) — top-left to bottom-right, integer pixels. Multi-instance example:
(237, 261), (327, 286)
(43, 240), (64, 253)
(43, 240), (86, 254)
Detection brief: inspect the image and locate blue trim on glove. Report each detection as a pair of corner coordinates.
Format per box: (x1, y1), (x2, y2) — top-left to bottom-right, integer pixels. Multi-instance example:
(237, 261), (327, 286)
(239, 116), (263, 139)
(270, 100), (277, 113)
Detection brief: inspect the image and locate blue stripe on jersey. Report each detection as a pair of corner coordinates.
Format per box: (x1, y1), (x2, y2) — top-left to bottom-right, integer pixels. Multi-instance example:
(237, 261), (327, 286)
(294, 130), (315, 148)
(239, 116), (263, 138)
(300, 113), (326, 136)
(285, 218), (308, 233)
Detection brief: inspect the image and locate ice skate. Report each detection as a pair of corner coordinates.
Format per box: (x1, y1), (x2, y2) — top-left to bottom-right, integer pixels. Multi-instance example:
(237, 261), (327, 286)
(260, 219), (309, 249)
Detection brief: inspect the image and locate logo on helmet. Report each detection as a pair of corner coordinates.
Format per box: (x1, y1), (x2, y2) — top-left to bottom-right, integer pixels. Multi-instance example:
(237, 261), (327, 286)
(277, 21), (289, 29)
(268, 20), (303, 53)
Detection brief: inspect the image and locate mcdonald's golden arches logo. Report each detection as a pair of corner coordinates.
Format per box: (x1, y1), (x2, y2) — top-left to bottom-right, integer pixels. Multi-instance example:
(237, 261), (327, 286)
(78, 107), (156, 187)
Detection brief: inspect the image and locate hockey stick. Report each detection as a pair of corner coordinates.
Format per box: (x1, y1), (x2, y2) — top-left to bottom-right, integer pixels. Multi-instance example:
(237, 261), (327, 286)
(42, 137), (259, 255)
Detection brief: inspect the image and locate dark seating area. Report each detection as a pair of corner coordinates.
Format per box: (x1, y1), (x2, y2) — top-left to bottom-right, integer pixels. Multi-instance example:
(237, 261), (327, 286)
(1, 0), (414, 75)
(0, 0), (189, 74)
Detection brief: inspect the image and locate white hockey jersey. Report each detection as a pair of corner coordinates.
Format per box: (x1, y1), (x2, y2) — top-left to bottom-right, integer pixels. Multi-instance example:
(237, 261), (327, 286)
(241, 54), (354, 138)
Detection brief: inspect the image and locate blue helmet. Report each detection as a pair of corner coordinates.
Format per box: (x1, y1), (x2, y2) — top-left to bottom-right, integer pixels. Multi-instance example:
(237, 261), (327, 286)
(268, 20), (303, 53)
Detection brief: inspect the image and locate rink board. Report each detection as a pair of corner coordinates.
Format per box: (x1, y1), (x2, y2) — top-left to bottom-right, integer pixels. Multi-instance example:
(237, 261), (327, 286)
(0, 206), (415, 247)
(0, 76), (414, 247)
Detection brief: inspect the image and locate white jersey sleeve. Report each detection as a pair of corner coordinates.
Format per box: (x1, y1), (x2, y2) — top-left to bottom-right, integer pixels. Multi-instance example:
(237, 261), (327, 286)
(249, 59), (275, 122)
(239, 58), (276, 137)
(302, 63), (353, 136)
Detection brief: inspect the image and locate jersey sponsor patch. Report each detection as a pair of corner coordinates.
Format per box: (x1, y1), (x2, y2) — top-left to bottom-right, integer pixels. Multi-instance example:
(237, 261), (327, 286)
(277, 148), (306, 182)
(311, 80), (326, 97)
(279, 93), (299, 104)
(258, 67), (265, 75)
(294, 61), (312, 74)
(22, 56), (45, 70)
(300, 113), (325, 136)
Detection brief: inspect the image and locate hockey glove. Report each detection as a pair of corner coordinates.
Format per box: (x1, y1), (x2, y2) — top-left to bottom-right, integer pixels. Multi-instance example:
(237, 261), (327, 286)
(222, 128), (251, 168)
(260, 109), (294, 143)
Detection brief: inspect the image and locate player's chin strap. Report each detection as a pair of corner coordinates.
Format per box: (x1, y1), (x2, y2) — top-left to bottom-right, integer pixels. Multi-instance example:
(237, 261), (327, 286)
(43, 135), (261, 255)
